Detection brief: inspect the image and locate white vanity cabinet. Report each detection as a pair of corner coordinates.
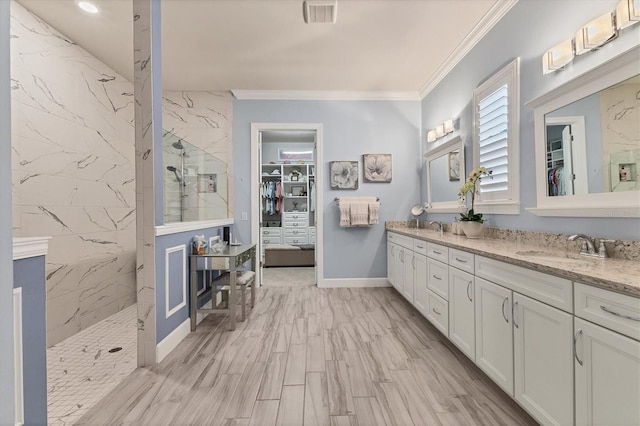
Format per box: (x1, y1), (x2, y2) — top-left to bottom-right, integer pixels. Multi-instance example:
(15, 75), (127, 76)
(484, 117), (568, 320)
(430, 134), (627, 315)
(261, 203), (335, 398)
(573, 283), (640, 426)
(386, 232), (415, 303)
(475, 277), (514, 395)
(476, 256), (574, 426)
(448, 267), (475, 361)
(413, 252), (428, 316)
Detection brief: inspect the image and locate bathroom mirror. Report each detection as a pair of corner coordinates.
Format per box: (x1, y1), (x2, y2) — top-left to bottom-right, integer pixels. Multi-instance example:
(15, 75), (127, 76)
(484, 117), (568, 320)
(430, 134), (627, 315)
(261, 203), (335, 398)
(424, 135), (465, 213)
(163, 130), (229, 223)
(527, 46), (640, 217)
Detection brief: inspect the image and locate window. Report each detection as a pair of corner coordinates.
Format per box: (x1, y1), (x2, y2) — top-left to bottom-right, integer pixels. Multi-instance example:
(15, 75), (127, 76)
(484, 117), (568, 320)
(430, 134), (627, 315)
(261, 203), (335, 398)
(472, 58), (520, 214)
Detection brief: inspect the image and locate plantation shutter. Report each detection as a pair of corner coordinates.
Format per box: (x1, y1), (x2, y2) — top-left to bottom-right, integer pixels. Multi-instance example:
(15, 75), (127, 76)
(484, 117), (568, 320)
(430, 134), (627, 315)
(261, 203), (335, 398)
(477, 84), (509, 194)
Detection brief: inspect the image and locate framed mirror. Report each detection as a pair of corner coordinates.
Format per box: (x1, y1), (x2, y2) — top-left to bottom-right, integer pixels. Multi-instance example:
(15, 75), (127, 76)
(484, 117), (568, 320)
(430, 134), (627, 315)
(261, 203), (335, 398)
(424, 135), (465, 212)
(527, 46), (640, 217)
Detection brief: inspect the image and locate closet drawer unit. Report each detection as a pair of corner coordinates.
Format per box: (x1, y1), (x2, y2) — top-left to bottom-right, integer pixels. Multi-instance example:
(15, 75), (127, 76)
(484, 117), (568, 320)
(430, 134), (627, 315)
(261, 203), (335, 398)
(575, 283), (640, 341)
(262, 236), (282, 245)
(309, 227), (316, 235)
(449, 248), (474, 274)
(427, 242), (448, 263)
(284, 236), (308, 245)
(413, 239), (428, 256)
(387, 232), (413, 250)
(309, 234), (316, 244)
(283, 220), (307, 228)
(284, 227), (308, 237)
(426, 290), (449, 336)
(261, 227), (282, 237)
(427, 258), (449, 300)
(284, 212), (308, 221)
(475, 255), (573, 313)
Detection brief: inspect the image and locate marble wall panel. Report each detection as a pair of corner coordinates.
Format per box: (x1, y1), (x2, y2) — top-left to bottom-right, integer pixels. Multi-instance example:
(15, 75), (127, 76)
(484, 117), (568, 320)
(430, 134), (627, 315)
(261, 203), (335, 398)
(10, 1), (136, 346)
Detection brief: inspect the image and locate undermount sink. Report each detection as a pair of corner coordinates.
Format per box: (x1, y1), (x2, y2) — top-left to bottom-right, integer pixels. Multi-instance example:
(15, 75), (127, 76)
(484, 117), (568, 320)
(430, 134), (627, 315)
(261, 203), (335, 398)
(514, 250), (582, 263)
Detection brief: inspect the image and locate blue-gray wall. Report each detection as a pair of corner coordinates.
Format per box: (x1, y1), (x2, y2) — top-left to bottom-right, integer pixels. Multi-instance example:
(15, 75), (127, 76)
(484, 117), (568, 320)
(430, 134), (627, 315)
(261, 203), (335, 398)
(1, 0), (15, 423)
(422, 0), (640, 240)
(233, 100), (421, 279)
(155, 226), (225, 342)
(14, 256), (47, 426)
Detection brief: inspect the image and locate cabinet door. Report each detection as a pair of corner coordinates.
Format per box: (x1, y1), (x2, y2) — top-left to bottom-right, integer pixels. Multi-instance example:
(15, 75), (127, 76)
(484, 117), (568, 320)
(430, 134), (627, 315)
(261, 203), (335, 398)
(402, 250), (415, 304)
(414, 253), (428, 316)
(387, 242), (396, 288)
(575, 318), (640, 426)
(514, 293), (573, 426)
(475, 277), (513, 395)
(448, 268), (475, 361)
(394, 246), (405, 294)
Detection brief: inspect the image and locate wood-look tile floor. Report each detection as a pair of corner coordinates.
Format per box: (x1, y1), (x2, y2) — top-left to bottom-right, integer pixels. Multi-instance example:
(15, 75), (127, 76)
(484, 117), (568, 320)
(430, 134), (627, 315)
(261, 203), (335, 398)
(78, 270), (536, 426)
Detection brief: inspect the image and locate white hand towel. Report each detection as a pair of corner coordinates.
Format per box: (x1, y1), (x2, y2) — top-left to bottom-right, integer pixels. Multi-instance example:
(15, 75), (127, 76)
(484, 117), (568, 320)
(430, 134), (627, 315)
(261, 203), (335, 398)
(339, 202), (351, 227)
(350, 201), (369, 226)
(368, 202), (380, 225)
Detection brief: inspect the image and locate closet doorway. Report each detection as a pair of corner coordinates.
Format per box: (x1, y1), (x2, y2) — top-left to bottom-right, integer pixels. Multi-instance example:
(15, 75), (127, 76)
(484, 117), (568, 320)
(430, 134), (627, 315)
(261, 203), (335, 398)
(250, 123), (324, 288)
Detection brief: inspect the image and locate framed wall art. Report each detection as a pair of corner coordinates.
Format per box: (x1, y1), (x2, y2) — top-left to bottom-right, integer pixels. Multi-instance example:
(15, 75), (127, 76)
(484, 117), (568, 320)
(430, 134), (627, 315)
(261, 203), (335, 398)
(363, 154), (392, 183)
(330, 161), (359, 189)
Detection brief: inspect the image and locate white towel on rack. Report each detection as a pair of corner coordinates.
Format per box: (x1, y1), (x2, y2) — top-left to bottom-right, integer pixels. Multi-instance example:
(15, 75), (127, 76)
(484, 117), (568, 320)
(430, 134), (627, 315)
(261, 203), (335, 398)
(339, 202), (351, 227)
(338, 197), (377, 227)
(368, 201), (380, 225)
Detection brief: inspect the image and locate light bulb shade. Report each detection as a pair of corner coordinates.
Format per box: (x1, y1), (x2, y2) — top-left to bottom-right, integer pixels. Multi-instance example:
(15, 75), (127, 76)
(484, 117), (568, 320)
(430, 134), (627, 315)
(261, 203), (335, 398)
(543, 39), (575, 74)
(616, 0), (640, 30)
(434, 123), (445, 138)
(443, 119), (454, 134)
(426, 129), (437, 143)
(575, 12), (616, 55)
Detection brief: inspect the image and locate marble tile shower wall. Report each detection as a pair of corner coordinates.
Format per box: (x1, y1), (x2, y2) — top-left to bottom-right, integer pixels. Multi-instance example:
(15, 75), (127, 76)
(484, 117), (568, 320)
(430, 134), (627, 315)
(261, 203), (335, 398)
(9, 2), (136, 346)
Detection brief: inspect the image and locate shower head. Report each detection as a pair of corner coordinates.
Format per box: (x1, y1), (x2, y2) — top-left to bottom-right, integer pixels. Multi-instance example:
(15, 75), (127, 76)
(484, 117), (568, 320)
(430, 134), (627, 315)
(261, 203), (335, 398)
(172, 140), (184, 150)
(166, 165), (182, 182)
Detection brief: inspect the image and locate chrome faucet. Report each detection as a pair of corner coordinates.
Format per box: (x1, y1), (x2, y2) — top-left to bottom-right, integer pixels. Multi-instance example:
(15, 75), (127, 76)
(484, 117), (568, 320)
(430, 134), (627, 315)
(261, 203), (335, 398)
(429, 221), (443, 238)
(568, 234), (613, 258)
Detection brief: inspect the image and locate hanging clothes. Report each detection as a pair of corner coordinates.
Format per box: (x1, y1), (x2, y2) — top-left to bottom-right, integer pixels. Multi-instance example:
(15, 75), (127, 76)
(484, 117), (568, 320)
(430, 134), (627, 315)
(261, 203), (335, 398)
(310, 181), (316, 212)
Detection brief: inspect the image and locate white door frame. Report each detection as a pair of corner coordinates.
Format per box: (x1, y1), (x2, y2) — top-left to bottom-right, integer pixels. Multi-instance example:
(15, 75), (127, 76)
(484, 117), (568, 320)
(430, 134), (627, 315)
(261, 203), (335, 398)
(546, 116), (588, 195)
(250, 123), (324, 287)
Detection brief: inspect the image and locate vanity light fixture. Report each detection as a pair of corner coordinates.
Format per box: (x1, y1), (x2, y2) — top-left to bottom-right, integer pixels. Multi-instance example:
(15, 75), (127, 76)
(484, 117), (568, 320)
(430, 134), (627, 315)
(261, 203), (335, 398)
(543, 39), (575, 74)
(575, 12), (616, 55)
(426, 118), (455, 142)
(78, 1), (99, 13)
(616, 0), (640, 30)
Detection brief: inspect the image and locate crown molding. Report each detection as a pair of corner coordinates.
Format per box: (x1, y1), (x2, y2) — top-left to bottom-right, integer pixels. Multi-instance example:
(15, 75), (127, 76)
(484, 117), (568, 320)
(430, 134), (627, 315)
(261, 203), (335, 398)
(13, 237), (51, 260)
(232, 90), (421, 101)
(418, 0), (518, 99)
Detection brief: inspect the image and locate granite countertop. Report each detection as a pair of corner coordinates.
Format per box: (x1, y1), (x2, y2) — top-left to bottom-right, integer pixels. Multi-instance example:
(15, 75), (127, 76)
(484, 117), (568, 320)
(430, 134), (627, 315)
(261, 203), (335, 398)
(386, 224), (640, 299)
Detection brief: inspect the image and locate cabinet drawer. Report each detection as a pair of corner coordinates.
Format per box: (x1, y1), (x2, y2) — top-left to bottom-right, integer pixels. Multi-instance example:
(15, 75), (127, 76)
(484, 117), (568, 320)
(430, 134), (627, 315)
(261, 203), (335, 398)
(309, 234), (316, 244)
(575, 283), (640, 341)
(387, 232), (413, 250)
(284, 220), (306, 228)
(284, 236), (308, 245)
(475, 255), (572, 313)
(413, 239), (428, 256)
(284, 227), (308, 236)
(427, 258), (449, 300)
(427, 242), (448, 263)
(283, 212), (308, 220)
(449, 248), (474, 274)
(262, 236), (282, 245)
(426, 290), (448, 335)
(309, 226), (316, 235)
(261, 227), (282, 237)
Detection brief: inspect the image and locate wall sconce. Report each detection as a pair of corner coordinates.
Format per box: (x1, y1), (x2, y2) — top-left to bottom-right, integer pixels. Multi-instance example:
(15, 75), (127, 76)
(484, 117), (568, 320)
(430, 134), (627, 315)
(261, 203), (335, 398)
(575, 12), (616, 55)
(543, 39), (574, 74)
(426, 118), (455, 142)
(542, 1), (637, 75)
(616, 0), (640, 30)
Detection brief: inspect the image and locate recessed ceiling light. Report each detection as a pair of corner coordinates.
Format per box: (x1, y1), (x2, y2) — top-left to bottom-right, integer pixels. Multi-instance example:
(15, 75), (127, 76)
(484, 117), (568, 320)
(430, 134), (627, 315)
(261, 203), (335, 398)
(78, 1), (99, 14)
(303, 0), (337, 24)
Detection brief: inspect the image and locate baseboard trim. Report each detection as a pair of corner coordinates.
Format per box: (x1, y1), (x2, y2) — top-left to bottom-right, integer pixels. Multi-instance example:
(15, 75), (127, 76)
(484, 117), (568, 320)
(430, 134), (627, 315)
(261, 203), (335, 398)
(318, 277), (391, 288)
(156, 318), (190, 363)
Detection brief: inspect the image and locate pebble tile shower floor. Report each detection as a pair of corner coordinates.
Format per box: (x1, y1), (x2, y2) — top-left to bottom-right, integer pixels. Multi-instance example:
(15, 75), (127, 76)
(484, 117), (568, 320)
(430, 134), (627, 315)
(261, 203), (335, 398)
(47, 304), (137, 425)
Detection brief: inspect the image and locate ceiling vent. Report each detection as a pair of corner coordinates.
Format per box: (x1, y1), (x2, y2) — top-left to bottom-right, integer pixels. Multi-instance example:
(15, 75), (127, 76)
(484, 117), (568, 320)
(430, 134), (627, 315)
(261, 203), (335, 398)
(303, 0), (337, 24)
